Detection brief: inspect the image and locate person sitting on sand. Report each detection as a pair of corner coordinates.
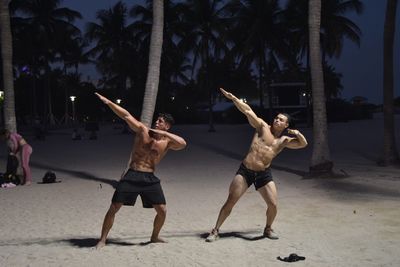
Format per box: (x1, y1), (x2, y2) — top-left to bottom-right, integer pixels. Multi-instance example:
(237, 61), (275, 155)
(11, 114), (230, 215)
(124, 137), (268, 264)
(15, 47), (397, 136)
(206, 88), (308, 242)
(0, 129), (33, 185)
(94, 93), (186, 249)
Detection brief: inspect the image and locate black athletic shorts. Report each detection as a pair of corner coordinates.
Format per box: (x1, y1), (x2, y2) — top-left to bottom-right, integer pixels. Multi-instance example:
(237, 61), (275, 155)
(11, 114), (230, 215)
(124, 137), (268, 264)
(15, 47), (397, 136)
(236, 163), (273, 190)
(112, 169), (166, 208)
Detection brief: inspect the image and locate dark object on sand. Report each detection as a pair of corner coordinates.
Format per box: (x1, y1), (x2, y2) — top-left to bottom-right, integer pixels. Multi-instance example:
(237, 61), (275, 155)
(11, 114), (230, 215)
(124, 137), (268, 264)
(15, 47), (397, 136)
(42, 171), (57, 183)
(277, 253), (306, 262)
(3, 154), (22, 185)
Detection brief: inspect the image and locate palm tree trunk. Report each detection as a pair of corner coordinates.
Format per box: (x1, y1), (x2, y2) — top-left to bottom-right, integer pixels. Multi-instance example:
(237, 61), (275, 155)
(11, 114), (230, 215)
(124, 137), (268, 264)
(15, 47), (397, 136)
(381, 0), (399, 165)
(46, 65), (55, 125)
(206, 50), (215, 132)
(63, 66), (70, 125)
(308, 0), (333, 176)
(140, 0), (164, 127)
(0, 0), (17, 132)
(306, 47), (313, 127)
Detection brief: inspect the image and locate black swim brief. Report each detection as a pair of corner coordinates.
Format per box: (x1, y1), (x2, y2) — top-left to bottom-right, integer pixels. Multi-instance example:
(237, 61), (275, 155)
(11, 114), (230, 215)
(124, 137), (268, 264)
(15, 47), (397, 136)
(112, 169), (166, 208)
(236, 163), (273, 190)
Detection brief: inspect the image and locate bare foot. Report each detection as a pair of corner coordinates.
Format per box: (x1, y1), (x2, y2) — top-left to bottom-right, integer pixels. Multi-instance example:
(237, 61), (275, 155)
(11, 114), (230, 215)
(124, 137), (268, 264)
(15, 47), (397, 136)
(150, 237), (167, 243)
(95, 240), (106, 250)
(24, 181), (32, 186)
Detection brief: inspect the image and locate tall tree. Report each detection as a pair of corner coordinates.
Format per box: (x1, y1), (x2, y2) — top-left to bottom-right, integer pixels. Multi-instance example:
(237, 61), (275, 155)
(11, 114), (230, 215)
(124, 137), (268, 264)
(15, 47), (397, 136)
(181, 0), (229, 131)
(85, 1), (134, 102)
(0, 0), (17, 132)
(381, 0), (399, 166)
(230, 0), (286, 117)
(10, 0), (81, 124)
(140, 0), (164, 127)
(308, 0), (333, 175)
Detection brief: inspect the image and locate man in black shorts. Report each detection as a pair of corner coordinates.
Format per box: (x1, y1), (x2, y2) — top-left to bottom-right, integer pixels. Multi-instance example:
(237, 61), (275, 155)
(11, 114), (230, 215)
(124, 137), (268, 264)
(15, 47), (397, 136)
(95, 93), (186, 249)
(206, 88), (308, 242)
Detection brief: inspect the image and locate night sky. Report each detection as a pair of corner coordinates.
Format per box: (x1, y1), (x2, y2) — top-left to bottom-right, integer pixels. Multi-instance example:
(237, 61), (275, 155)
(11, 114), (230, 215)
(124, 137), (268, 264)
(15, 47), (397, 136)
(64, 0), (400, 105)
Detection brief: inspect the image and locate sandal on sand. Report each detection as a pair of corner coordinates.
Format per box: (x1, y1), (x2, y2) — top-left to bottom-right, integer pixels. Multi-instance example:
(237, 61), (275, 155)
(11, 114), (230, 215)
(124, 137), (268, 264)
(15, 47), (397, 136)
(205, 229), (219, 242)
(277, 253), (306, 262)
(263, 227), (279, 240)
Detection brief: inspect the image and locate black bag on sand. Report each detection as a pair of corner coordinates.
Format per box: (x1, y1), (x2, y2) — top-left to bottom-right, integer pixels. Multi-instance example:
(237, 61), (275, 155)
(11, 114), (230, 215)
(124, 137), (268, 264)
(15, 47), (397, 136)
(42, 171), (57, 183)
(4, 154), (22, 185)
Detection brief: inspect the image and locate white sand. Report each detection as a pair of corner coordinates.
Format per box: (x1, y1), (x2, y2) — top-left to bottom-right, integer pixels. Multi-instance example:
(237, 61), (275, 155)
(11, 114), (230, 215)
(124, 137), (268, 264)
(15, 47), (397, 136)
(0, 115), (399, 267)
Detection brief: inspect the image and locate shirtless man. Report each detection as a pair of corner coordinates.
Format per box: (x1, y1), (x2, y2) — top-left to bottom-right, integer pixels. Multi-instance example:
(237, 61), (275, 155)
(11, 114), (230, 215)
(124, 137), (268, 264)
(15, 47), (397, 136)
(206, 88), (308, 242)
(95, 93), (186, 249)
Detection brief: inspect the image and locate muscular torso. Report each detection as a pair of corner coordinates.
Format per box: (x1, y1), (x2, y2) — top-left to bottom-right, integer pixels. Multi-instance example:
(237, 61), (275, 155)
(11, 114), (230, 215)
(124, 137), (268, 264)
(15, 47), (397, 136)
(243, 124), (289, 171)
(129, 129), (170, 172)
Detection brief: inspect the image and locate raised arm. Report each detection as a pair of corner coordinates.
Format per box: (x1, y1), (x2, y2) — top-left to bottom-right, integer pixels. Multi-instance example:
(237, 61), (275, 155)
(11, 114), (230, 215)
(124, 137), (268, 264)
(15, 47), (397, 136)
(219, 88), (264, 130)
(95, 92), (146, 133)
(284, 129), (308, 149)
(149, 129), (187, 151)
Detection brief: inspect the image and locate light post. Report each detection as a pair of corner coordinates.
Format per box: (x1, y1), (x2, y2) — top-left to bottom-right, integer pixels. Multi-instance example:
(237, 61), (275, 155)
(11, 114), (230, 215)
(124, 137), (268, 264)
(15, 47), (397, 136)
(116, 99), (122, 105)
(70, 96), (76, 122)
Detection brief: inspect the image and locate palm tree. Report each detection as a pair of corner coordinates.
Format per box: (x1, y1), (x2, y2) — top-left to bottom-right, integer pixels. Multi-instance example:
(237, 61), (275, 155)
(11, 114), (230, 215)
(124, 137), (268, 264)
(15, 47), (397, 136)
(10, 0), (82, 124)
(308, 0), (333, 176)
(86, 1), (135, 106)
(180, 0), (230, 131)
(139, 0), (164, 127)
(381, 0), (399, 166)
(131, 0), (190, 118)
(0, 0), (17, 132)
(229, 0), (287, 118)
(285, 0), (363, 61)
(285, 0), (363, 125)
(58, 34), (88, 124)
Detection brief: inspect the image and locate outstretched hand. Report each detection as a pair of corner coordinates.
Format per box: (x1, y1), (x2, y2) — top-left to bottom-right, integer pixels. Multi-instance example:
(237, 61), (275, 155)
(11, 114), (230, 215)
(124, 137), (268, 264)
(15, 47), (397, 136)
(219, 88), (234, 100)
(95, 92), (111, 105)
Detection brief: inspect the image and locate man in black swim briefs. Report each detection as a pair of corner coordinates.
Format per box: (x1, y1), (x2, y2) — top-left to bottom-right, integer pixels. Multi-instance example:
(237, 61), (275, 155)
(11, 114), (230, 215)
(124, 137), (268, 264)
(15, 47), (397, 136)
(206, 88), (308, 242)
(95, 93), (186, 249)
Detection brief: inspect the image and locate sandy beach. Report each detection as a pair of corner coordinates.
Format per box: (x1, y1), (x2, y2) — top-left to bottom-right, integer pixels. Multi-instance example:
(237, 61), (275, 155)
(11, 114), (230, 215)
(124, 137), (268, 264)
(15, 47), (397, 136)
(0, 115), (399, 267)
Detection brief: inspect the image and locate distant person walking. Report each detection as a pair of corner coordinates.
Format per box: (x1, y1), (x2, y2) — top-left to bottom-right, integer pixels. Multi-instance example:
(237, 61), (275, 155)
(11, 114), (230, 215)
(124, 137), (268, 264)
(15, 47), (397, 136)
(206, 88), (308, 242)
(94, 93), (186, 249)
(0, 129), (33, 185)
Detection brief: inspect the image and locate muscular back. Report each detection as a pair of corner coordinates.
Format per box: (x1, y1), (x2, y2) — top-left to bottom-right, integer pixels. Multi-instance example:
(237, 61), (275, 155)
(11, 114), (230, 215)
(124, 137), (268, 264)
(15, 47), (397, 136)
(243, 124), (289, 171)
(129, 129), (170, 172)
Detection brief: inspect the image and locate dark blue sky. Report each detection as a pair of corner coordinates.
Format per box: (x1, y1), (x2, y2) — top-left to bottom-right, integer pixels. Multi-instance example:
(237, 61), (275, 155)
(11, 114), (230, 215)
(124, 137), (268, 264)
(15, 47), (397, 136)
(64, 0), (399, 104)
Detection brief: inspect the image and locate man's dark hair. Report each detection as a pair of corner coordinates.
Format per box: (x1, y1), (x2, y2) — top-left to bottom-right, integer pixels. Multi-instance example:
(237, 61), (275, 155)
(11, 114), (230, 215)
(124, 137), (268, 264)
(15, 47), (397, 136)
(274, 112), (293, 128)
(158, 113), (175, 126)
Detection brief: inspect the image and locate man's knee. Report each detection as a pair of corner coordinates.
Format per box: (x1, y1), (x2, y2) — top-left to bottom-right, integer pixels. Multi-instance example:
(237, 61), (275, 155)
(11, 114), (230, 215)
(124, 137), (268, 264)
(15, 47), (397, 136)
(155, 205), (167, 217)
(108, 203), (122, 215)
(267, 201), (277, 211)
(224, 195), (239, 210)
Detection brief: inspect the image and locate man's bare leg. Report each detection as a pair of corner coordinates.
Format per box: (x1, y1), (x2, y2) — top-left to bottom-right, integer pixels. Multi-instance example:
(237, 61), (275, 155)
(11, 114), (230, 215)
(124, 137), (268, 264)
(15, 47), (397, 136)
(151, 204), (167, 243)
(257, 181), (278, 239)
(206, 175), (248, 241)
(96, 202), (122, 249)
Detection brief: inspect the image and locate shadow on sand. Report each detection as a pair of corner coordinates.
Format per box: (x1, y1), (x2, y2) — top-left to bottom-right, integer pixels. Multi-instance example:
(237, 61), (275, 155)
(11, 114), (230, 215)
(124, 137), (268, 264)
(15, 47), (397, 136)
(0, 237), (153, 248)
(316, 179), (400, 199)
(0, 229), (268, 249)
(199, 230), (265, 241)
(30, 162), (118, 188)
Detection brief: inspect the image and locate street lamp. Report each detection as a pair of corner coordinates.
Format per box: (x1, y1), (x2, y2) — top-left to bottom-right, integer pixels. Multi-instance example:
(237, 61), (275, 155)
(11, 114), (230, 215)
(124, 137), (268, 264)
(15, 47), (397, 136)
(70, 96), (76, 122)
(116, 99), (122, 104)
